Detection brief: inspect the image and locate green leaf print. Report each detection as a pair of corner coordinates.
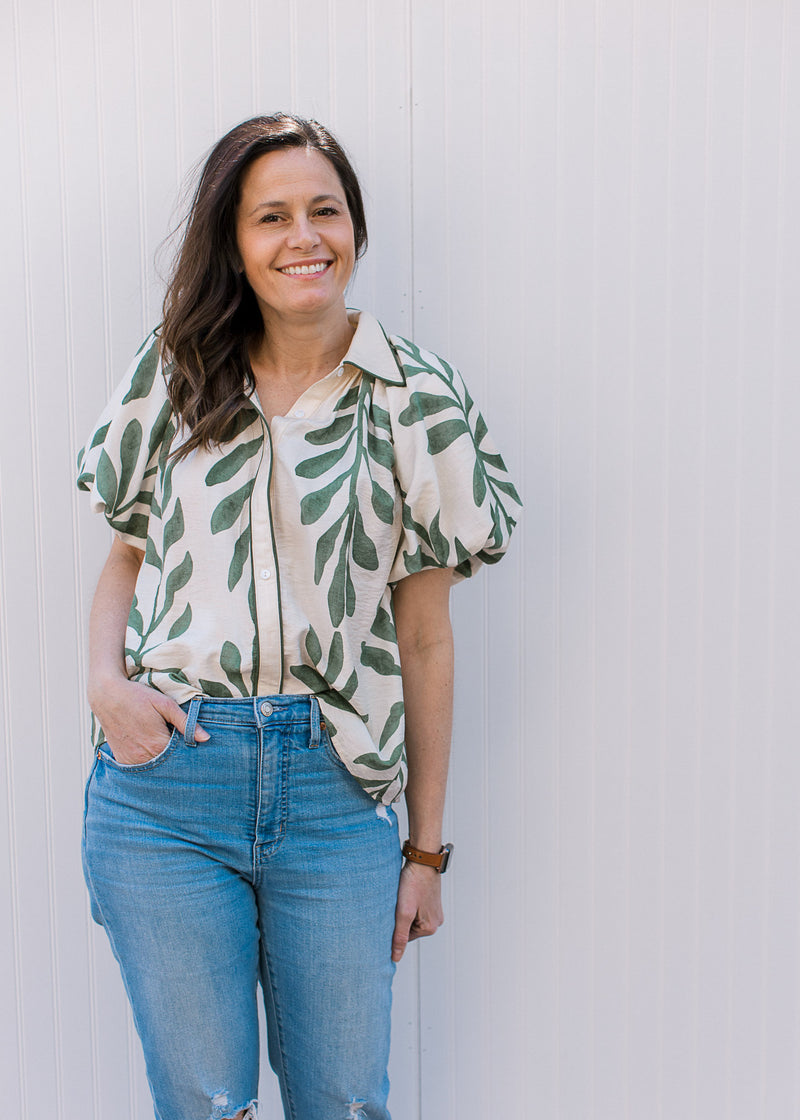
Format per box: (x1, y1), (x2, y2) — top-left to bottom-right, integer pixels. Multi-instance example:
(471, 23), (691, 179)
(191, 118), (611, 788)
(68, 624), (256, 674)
(293, 628), (350, 693)
(492, 476), (522, 503)
(479, 449), (507, 470)
(352, 737), (404, 772)
(305, 626), (323, 666)
(334, 382), (360, 410)
(163, 498), (184, 552)
(108, 512), (150, 540)
(147, 400), (174, 463)
(370, 481), (395, 525)
(249, 580), (259, 694)
(328, 545), (347, 628)
(95, 449), (118, 509)
(425, 418), (470, 455)
(198, 678), (235, 698)
(400, 495), (432, 550)
(304, 414), (353, 445)
(319, 690), (362, 717)
(339, 669), (358, 702)
(370, 402), (392, 433)
(366, 430), (394, 469)
(327, 631), (344, 682)
(121, 343), (158, 404)
(398, 391), (454, 425)
(428, 511), (450, 564)
(161, 552), (193, 614)
(290, 664), (329, 692)
(160, 435), (179, 510)
(313, 512), (346, 581)
(401, 546), (440, 574)
(144, 536), (162, 572)
(211, 479), (255, 533)
(117, 419), (143, 501)
(167, 602), (192, 640)
(220, 640), (248, 696)
(300, 471), (349, 526)
(89, 421), (111, 453)
(360, 642), (402, 676)
(295, 434), (356, 480)
(352, 509), (378, 571)
(128, 599), (144, 638)
(454, 537), (472, 566)
(473, 459), (487, 506)
(298, 372), (397, 629)
(379, 700), (405, 750)
(228, 525), (251, 591)
(370, 604), (396, 643)
(204, 437), (262, 486)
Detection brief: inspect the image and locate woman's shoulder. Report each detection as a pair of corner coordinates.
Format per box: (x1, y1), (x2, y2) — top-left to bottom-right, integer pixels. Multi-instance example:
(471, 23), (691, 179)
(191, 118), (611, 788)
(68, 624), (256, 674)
(385, 331), (462, 389)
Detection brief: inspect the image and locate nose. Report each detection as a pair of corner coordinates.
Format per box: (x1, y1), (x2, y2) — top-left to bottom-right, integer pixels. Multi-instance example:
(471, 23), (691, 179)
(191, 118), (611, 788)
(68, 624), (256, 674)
(287, 214), (320, 251)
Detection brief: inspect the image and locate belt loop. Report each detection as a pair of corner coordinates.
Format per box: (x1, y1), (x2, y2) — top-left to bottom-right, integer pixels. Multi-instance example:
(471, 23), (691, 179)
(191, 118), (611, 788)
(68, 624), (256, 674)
(309, 697), (322, 749)
(183, 697), (202, 748)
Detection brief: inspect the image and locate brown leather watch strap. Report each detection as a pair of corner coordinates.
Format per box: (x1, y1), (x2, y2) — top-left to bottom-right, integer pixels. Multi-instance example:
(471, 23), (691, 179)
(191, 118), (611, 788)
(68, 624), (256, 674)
(402, 840), (454, 873)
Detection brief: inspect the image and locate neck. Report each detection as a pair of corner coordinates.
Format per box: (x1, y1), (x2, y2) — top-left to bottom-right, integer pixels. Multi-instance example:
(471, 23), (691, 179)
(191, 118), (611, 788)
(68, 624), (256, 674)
(251, 305), (355, 383)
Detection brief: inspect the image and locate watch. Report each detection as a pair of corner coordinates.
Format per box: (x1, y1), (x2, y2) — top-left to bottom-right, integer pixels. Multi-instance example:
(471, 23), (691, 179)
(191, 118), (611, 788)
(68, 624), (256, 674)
(402, 840), (454, 873)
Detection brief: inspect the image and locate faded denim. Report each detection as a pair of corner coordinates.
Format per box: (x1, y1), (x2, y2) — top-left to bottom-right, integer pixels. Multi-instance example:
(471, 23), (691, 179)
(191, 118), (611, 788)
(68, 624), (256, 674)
(83, 694), (401, 1120)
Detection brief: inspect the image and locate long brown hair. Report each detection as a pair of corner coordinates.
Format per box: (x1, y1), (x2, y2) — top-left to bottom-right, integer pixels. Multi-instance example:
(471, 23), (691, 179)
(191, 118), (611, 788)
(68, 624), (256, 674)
(160, 114), (368, 458)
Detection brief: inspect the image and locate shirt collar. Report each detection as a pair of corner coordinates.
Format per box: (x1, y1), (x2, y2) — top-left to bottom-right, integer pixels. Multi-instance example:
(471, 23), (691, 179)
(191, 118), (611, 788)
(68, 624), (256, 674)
(342, 309), (406, 385)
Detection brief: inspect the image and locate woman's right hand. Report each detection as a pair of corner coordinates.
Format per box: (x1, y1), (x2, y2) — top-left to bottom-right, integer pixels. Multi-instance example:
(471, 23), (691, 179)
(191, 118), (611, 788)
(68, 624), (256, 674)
(89, 677), (208, 766)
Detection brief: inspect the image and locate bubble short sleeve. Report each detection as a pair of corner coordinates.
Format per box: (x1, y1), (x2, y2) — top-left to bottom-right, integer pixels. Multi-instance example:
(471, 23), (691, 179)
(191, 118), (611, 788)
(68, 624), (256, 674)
(76, 334), (174, 547)
(385, 340), (521, 583)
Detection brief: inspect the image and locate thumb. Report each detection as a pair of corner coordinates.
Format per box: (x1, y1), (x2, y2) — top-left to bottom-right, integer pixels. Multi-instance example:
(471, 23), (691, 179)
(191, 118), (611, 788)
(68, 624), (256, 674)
(155, 695), (210, 742)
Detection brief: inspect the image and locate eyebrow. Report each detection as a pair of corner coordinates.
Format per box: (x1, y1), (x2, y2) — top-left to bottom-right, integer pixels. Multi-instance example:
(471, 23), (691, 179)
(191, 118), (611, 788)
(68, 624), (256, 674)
(245, 193), (344, 217)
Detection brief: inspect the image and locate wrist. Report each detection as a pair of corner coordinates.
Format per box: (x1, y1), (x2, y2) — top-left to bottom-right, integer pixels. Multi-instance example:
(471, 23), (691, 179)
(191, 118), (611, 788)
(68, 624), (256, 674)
(87, 668), (130, 706)
(402, 840), (453, 873)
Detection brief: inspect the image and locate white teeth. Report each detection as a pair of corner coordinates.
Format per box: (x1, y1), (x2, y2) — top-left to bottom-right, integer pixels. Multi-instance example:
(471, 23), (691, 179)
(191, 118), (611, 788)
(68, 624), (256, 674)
(281, 262), (328, 275)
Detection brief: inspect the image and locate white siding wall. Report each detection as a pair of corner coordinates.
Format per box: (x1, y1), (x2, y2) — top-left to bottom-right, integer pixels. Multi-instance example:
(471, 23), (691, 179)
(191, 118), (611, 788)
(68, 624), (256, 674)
(3, 1), (799, 1116)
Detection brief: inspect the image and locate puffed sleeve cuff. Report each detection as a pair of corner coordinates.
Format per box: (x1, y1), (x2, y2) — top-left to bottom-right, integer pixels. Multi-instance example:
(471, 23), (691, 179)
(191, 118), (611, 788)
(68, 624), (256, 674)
(385, 339), (521, 584)
(76, 333), (175, 547)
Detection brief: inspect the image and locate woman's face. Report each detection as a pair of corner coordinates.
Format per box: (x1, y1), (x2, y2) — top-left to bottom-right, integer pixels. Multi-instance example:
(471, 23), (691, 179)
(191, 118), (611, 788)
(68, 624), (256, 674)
(235, 146), (356, 329)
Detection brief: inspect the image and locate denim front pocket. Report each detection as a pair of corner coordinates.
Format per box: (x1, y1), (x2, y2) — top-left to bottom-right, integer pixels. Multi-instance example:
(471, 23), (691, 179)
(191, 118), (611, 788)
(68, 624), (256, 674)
(98, 727), (181, 772)
(319, 725), (350, 772)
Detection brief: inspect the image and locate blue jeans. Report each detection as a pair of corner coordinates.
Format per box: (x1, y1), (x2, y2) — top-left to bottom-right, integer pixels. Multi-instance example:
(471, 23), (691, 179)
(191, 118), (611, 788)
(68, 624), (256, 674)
(83, 695), (402, 1120)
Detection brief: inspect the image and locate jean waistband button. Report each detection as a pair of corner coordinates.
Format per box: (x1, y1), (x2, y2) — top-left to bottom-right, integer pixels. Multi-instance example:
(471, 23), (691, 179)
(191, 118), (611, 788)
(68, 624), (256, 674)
(260, 701), (273, 717)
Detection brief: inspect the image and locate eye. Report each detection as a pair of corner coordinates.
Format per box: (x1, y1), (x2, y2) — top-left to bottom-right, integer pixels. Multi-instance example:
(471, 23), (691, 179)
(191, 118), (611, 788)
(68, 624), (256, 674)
(258, 213), (281, 224)
(314, 206), (339, 217)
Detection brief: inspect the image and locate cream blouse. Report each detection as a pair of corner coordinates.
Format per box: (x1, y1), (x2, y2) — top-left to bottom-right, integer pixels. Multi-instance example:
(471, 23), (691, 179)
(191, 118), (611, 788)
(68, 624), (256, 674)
(77, 310), (520, 803)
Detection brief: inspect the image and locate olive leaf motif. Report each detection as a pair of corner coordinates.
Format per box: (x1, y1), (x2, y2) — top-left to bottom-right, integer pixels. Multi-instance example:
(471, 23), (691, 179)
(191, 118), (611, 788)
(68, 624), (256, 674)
(395, 340), (520, 517)
(290, 625), (359, 712)
(121, 339), (159, 404)
(295, 378), (394, 628)
(130, 495), (192, 661)
(206, 431), (263, 591)
(392, 339), (519, 577)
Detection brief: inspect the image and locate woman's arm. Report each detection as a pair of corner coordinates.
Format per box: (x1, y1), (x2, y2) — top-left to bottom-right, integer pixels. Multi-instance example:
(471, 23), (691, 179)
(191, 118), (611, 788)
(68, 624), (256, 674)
(87, 536), (206, 764)
(390, 566), (455, 962)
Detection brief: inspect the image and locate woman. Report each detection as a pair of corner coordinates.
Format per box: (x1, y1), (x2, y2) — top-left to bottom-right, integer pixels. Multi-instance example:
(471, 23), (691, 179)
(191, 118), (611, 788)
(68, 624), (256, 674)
(78, 114), (519, 1120)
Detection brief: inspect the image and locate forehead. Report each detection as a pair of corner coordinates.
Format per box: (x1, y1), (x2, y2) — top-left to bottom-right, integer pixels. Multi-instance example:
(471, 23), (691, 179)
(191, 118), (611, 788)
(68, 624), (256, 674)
(238, 146), (344, 204)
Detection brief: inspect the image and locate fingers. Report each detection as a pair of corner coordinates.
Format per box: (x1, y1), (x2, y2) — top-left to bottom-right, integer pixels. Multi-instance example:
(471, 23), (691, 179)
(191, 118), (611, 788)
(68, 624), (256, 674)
(392, 864), (444, 962)
(152, 693), (209, 742)
(94, 680), (209, 764)
(391, 905), (414, 962)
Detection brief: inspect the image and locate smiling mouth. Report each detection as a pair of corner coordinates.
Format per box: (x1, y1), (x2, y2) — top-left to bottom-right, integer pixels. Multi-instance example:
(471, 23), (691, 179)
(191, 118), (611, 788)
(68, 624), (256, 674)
(278, 261), (331, 276)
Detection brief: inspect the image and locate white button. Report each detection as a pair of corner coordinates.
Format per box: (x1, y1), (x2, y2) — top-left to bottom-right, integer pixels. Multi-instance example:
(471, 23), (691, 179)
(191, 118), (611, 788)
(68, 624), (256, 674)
(260, 701), (273, 717)
(294, 408), (305, 418)
(260, 569), (271, 580)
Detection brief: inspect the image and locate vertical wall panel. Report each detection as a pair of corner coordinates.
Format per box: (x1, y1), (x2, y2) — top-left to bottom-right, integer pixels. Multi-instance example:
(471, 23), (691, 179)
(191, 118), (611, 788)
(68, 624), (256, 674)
(4, 1), (800, 1117)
